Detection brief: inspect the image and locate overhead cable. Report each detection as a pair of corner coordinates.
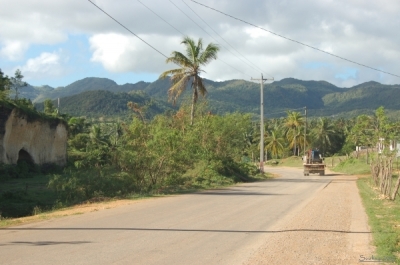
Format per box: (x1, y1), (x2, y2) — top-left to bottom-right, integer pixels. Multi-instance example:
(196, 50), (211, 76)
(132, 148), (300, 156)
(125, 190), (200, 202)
(167, 0), (252, 78)
(137, 0), (185, 36)
(88, 0), (168, 60)
(182, 0), (272, 78)
(189, 0), (400, 78)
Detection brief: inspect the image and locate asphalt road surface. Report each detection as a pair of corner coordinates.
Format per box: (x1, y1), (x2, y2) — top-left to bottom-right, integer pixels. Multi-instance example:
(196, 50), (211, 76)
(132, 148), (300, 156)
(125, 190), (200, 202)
(0, 167), (333, 265)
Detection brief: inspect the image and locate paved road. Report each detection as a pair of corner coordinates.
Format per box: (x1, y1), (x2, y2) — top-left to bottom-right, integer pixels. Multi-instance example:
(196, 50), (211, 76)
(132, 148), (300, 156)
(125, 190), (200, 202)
(0, 167), (333, 265)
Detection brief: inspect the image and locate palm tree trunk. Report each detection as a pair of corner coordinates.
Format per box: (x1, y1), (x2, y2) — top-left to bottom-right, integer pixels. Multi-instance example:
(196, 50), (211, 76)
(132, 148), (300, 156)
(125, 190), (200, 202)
(190, 77), (198, 126)
(293, 137), (296, 156)
(191, 87), (196, 126)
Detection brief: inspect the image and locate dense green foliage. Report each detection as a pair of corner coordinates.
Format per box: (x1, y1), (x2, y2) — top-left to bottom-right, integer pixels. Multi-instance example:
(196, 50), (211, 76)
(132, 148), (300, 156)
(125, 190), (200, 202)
(45, 103), (258, 205)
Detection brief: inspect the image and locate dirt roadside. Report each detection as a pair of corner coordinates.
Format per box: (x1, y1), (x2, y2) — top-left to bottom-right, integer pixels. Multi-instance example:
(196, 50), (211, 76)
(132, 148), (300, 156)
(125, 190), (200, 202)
(244, 170), (379, 265)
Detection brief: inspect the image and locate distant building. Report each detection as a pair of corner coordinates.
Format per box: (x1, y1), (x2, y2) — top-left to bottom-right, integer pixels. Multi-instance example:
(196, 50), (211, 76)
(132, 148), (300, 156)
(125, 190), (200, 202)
(389, 140), (400, 157)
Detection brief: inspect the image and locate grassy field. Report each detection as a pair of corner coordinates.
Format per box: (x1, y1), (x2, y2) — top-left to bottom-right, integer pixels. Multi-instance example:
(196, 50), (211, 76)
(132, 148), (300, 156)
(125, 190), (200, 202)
(357, 177), (400, 264)
(0, 173), (59, 219)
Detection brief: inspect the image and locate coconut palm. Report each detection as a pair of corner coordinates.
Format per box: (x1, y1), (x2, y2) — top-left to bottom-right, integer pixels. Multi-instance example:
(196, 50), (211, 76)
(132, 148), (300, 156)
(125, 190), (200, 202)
(265, 127), (285, 159)
(283, 111), (304, 155)
(287, 126), (305, 156)
(160, 37), (219, 125)
(311, 117), (336, 155)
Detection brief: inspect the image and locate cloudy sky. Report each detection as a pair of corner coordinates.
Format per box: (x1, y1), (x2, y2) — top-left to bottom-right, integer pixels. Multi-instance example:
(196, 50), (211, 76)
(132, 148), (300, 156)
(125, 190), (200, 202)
(1, 0), (399, 88)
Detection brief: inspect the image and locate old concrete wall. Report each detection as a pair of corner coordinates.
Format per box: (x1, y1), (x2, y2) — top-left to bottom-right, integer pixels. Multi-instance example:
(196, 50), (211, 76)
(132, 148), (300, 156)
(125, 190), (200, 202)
(0, 108), (67, 166)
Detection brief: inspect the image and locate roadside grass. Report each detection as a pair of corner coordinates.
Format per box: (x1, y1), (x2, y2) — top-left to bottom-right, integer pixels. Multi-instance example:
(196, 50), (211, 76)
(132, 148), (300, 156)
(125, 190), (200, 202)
(332, 156), (371, 175)
(324, 155), (348, 168)
(0, 167), (272, 228)
(276, 156), (303, 167)
(332, 155), (400, 263)
(357, 177), (400, 264)
(0, 173), (59, 219)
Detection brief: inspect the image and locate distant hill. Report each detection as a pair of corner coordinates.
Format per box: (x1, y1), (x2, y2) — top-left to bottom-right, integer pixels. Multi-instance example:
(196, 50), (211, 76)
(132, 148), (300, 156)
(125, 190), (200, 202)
(22, 77), (400, 119)
(35, 90), (173, 119)
(323, 81), (400, 111)
(31, 77), (150, 103)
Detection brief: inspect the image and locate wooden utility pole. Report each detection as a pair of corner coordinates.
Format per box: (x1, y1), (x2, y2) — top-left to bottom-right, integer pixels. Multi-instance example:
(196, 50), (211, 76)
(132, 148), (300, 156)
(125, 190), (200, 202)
(304, 106), (307, 156)
(251, 74), (273, 174)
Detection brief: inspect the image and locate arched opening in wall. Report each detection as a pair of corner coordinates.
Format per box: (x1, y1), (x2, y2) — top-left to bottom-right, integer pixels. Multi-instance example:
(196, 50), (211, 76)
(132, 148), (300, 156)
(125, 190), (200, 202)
(17, 149), (35, 172)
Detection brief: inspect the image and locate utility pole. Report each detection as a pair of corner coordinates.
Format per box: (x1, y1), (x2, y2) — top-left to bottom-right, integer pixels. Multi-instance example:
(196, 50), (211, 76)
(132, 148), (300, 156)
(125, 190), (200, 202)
(304, 106), (307, 156)
(252, 74), (273, 174)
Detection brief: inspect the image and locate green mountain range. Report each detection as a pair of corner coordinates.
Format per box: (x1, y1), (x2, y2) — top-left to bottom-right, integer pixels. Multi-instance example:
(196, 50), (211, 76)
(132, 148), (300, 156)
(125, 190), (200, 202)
(24, 77), (400, 119)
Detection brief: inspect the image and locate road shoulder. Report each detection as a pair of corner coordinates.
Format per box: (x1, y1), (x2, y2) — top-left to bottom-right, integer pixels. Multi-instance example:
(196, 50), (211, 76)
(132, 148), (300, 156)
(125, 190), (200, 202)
(245, 173), (377, 265)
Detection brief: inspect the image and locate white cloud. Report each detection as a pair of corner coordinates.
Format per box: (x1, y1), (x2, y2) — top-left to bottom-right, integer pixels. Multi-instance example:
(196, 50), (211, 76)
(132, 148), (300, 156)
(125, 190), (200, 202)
(89, 33), (181, 74)
(19, 51), (66, 81)
(89, 34), (133, 72)
(0, 41), (28, 61)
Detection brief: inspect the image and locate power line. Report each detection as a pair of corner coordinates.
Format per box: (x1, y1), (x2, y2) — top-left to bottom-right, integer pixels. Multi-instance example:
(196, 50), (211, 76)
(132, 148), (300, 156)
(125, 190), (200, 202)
(182, 0), (272, 78)
(136, 0), (250, 78)
(167, 0), (252, 78)
(189, 0), (400, 79)
(88, 0), (168, 60)
(88, 0), (247, 81)
(137, 0), (185, 36)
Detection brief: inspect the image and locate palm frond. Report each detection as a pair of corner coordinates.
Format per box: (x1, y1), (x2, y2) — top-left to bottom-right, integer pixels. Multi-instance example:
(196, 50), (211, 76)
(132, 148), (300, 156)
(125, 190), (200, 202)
(166, 51), (192, 68)
(199, 43), (219, 65)
(159, 68), (184, 79)
(182, 37), (198, 64)
(168, 75), (190, 104)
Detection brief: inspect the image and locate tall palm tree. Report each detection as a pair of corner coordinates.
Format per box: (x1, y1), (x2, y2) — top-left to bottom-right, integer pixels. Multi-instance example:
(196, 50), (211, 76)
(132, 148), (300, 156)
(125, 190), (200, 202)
(160, 37), (219, 125)
(311, 117), (336, 155)
(265, 127), (285, 159)
(287, 126), (304, 156)
(283, 111), (304, 155)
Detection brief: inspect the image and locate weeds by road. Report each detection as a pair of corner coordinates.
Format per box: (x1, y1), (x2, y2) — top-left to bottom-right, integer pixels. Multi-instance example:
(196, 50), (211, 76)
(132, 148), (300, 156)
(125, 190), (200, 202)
(332, 157), (371, 175)
(357, 177), (400, 264)
(0, 169), (272, 228)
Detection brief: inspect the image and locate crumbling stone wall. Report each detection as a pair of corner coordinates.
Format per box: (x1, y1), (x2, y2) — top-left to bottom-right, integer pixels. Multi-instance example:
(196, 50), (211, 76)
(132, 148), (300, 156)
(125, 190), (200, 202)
(0, 107), (67, 166)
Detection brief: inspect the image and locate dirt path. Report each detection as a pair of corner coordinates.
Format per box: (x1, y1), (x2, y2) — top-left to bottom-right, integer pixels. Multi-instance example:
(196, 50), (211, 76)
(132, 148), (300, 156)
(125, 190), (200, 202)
(245, 169), (376, 265)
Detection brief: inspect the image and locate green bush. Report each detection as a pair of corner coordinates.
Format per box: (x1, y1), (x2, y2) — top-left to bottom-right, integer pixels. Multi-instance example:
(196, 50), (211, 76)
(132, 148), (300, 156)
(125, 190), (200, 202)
(0, 162), (42, 180)
(0, 164), (18, 181)
(48, 168), (141, 202)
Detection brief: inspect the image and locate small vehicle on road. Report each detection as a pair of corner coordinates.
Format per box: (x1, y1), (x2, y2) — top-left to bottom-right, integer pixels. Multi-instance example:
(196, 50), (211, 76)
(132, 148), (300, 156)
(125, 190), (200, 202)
(303, 149), (325, 176)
